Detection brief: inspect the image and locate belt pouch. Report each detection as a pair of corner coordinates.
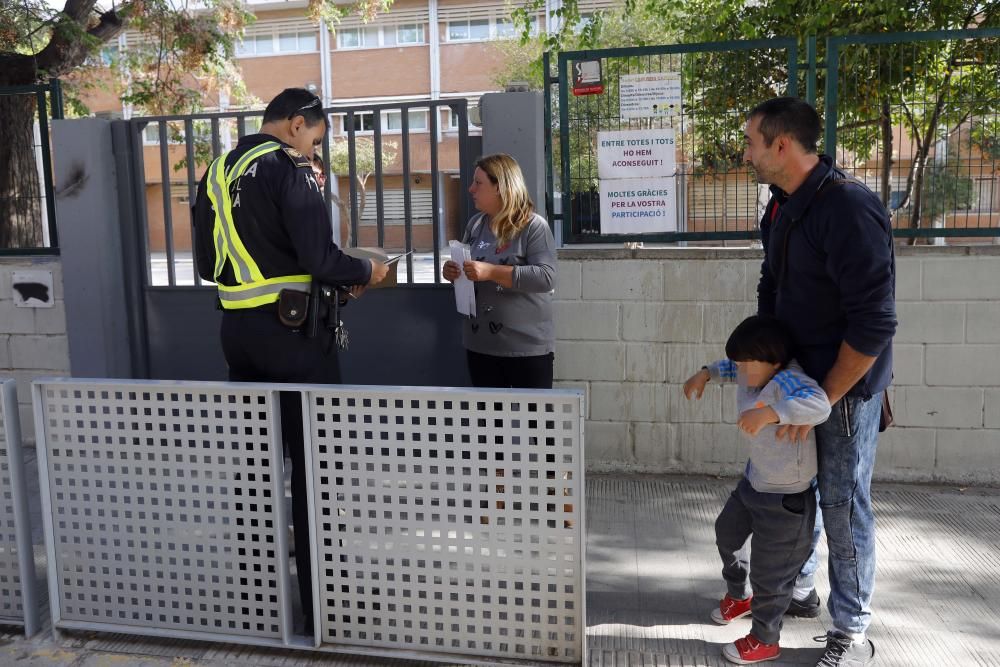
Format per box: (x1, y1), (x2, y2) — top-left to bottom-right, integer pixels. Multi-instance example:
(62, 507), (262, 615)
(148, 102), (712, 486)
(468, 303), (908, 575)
(277, 289), (309, 328)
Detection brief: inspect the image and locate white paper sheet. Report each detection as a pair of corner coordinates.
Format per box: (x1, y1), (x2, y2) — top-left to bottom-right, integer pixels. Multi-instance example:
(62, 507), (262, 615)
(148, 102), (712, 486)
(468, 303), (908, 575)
(449, 240), (476, 317)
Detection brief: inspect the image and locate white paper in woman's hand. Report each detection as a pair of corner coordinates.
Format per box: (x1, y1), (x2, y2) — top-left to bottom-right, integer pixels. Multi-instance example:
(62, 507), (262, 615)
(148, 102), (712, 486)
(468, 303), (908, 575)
(448, 240), (476, 316)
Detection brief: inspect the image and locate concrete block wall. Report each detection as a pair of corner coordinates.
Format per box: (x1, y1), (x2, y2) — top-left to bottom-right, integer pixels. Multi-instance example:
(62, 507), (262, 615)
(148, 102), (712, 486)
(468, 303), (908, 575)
(0, 256), (70, 443)
(554, 245), (1000, 486)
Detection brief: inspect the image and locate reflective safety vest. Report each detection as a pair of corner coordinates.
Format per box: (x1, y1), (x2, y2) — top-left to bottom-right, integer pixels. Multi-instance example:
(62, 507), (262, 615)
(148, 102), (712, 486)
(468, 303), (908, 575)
(203, 141), (311, 309)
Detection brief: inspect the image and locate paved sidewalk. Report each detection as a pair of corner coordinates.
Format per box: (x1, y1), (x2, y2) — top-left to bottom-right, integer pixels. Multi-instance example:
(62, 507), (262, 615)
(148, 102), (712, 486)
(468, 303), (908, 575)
(4, 474), (999, 666)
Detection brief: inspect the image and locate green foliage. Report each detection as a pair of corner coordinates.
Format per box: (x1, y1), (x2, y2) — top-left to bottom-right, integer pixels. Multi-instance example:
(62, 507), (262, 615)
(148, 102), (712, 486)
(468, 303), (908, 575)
(918, 158), (975, 222)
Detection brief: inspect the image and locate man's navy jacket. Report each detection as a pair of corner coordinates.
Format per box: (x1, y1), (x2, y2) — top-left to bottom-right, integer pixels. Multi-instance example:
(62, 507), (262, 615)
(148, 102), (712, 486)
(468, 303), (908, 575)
(757, 154), (897, 399)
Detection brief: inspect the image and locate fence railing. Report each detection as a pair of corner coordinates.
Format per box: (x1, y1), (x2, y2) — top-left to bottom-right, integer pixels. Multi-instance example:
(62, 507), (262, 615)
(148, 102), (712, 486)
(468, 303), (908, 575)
(549, 29), (1000, 244)
(33, 378), (586, 665)
(128, 99), (473, 287)
(826, 29), (1000, 239)
(0, 80), (63, 254)
(0, 379), (41, 636)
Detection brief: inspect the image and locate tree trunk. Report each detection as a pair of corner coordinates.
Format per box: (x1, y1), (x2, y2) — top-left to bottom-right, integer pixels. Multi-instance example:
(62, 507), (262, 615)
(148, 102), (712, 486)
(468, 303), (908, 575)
(879, 97), (893, 210)
(0, 94), (44, 248)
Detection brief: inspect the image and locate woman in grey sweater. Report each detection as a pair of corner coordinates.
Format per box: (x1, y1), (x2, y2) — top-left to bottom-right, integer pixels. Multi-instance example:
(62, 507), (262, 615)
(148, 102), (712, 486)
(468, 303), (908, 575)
(442, 154), (557, 388)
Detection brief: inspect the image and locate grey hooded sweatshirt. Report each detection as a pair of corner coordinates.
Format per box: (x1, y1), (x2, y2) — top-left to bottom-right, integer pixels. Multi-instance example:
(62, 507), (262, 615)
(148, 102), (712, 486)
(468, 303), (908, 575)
(707, 358), (831, 494)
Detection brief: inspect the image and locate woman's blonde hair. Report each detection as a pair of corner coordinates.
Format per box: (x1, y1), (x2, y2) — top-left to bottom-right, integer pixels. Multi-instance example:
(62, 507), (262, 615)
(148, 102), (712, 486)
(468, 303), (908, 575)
(475, 153), (535, 245)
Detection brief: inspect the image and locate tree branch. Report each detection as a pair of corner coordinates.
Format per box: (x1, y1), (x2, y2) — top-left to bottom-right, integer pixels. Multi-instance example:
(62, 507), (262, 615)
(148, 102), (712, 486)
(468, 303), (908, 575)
(34, 0), (125, 78)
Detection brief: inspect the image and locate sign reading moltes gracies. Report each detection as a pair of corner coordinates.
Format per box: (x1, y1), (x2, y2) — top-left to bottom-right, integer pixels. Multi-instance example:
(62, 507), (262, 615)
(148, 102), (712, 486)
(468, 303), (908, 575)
(599, 177), (677, 234)
(597, 128), (677, 234)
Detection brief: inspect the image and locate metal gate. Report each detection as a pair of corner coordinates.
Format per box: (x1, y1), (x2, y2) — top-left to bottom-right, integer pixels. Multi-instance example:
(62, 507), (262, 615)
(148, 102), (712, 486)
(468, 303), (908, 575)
(545, 38), (800, 244)
(114, 100), (477, 385)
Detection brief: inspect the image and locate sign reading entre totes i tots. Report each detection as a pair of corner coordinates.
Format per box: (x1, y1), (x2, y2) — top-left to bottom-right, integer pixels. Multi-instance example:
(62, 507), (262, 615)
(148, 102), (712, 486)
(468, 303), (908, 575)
(597, 129), (676, 179)
(599, 177), (677, 234)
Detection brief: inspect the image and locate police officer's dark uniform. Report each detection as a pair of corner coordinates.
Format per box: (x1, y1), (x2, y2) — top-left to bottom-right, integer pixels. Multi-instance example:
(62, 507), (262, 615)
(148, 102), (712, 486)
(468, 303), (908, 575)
(193, 131), (370, 632)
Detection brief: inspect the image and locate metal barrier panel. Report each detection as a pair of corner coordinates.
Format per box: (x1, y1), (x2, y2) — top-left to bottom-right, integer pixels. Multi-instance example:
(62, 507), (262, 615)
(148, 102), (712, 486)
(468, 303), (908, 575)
(33, 379), (292, 646)
(304, 386), (586, 664)
(0, 379), (39, 635)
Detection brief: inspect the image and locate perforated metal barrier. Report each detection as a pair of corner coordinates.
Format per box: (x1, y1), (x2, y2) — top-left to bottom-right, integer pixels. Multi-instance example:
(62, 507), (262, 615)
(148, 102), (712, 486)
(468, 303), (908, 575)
(34, 379), (586, 665)
(33, 380), (293, 647)
(305, 387), (586, 664)
(0, 379), (40, 635)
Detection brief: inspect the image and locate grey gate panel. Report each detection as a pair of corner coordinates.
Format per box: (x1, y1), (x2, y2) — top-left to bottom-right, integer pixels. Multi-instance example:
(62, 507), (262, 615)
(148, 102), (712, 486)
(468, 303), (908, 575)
(0, 379), (40, 635)
(303, 386), (586, 664)
(32, 379), (293, 646)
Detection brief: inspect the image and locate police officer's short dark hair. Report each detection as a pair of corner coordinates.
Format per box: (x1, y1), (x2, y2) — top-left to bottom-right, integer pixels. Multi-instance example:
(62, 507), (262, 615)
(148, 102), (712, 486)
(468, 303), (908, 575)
(747, 97), (821, 154)
(725, 315), (794, 366)
(263, 88), (326, 127)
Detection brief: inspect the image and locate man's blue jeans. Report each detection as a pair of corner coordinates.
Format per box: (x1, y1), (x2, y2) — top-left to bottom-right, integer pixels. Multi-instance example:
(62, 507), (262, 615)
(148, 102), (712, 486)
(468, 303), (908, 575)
(793, 392), (882, 636)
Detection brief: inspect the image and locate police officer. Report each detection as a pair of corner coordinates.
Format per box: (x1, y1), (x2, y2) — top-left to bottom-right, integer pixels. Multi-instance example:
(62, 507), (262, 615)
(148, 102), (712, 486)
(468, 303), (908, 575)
(193, 87), (388, 634)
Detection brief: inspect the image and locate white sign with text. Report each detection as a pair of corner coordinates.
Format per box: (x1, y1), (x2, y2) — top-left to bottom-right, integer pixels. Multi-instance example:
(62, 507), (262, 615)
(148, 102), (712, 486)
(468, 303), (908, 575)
(619, 72), (682, 118)
(597, 129), (676, 179)
(599, 177), (677, 234)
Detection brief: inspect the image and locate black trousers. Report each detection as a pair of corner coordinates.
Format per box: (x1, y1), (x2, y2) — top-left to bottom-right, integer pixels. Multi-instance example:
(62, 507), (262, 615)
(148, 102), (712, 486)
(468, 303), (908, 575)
(466, 349), (554, 389)
(221, 308), (340, 631)
(714, 477), (816, 645)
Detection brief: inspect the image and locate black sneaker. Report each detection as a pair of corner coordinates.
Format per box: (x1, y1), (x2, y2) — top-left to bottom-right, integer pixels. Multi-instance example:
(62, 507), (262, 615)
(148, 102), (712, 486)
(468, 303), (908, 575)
(814, 631), (875, 666)
(786, 589), (821, 618)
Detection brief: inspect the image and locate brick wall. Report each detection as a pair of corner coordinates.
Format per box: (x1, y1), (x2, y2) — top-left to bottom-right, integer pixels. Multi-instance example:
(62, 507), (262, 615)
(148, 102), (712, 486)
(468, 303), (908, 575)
(554, 246), (1000, 485)
(0, 257), (70, 443)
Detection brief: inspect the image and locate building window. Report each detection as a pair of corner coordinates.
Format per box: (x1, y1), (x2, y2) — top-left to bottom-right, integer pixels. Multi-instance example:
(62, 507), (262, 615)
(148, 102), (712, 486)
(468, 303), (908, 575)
(277, 30), (318, 52)
(337, 26), (379, 49)
(447, 16), (538, 42)
(447, 18), (490, 42)
(448, 105), (476, 130)
(572, 13), (595, 34)
(344, 112), (376, 134)
(236, 33), (275, 56)
(337, 23), (425, 49)
(394, 23), (425, 45)
(495, 18), (516, 39)
(385, 109), (428, 132)
(237, 30), (317, 56)
(99, 44), (119, 66)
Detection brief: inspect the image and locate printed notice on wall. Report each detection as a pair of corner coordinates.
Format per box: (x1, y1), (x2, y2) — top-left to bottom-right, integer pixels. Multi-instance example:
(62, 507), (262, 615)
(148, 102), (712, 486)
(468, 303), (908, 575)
(597, 129), (676, 179)
(599, 177), (677, 234)
(619, 72), (681, 119)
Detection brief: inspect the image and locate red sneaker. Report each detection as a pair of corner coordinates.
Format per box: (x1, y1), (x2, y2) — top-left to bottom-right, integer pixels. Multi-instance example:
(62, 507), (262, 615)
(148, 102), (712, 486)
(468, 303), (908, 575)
(722, 633), (781, 664)
(711, 593), (753, 624)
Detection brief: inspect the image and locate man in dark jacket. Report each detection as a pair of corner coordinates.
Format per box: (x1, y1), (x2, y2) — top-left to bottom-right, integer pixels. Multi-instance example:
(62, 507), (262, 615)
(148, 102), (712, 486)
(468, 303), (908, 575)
(193, 88), (389, 635)
(747, 97), (896, 666)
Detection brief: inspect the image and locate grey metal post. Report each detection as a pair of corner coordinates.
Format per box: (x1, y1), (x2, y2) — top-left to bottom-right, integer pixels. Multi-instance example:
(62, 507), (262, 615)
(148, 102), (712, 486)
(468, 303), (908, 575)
(0, 380), (39, 637)
(480, 92), (546, 226)
(51, 119), (136, 378)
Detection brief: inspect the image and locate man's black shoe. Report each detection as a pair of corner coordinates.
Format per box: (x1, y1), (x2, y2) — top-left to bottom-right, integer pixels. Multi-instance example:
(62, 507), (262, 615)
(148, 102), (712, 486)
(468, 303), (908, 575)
(786, 589), (822, 618)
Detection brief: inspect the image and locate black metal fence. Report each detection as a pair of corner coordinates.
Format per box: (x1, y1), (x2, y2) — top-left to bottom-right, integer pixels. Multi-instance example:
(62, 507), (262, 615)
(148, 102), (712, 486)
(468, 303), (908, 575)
(127, 99), (473, 286)
(548, 28), (1000, 244)
(826, 29), (1000, 240)
(0, 80), (63, 253)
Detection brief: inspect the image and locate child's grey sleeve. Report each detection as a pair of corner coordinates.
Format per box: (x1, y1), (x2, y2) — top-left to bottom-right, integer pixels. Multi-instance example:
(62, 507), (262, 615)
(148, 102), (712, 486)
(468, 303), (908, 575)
(767, 368), (832, 425)
(707, 359), (738, 384)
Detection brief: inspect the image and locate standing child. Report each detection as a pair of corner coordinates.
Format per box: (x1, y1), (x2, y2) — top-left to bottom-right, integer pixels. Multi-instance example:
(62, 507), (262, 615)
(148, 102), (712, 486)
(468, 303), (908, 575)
(683, 315), (831, 665)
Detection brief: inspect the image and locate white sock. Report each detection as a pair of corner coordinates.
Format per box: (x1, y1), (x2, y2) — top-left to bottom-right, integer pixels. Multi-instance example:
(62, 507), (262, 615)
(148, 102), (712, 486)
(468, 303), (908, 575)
(792, 585), (813, 601)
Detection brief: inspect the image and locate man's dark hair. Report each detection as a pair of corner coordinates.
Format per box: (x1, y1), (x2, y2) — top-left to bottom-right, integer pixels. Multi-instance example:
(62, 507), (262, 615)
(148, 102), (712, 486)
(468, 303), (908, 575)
(725, 315), (794, 366)
(262, 88), (326, 127)
(747, 97), (821, 153)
